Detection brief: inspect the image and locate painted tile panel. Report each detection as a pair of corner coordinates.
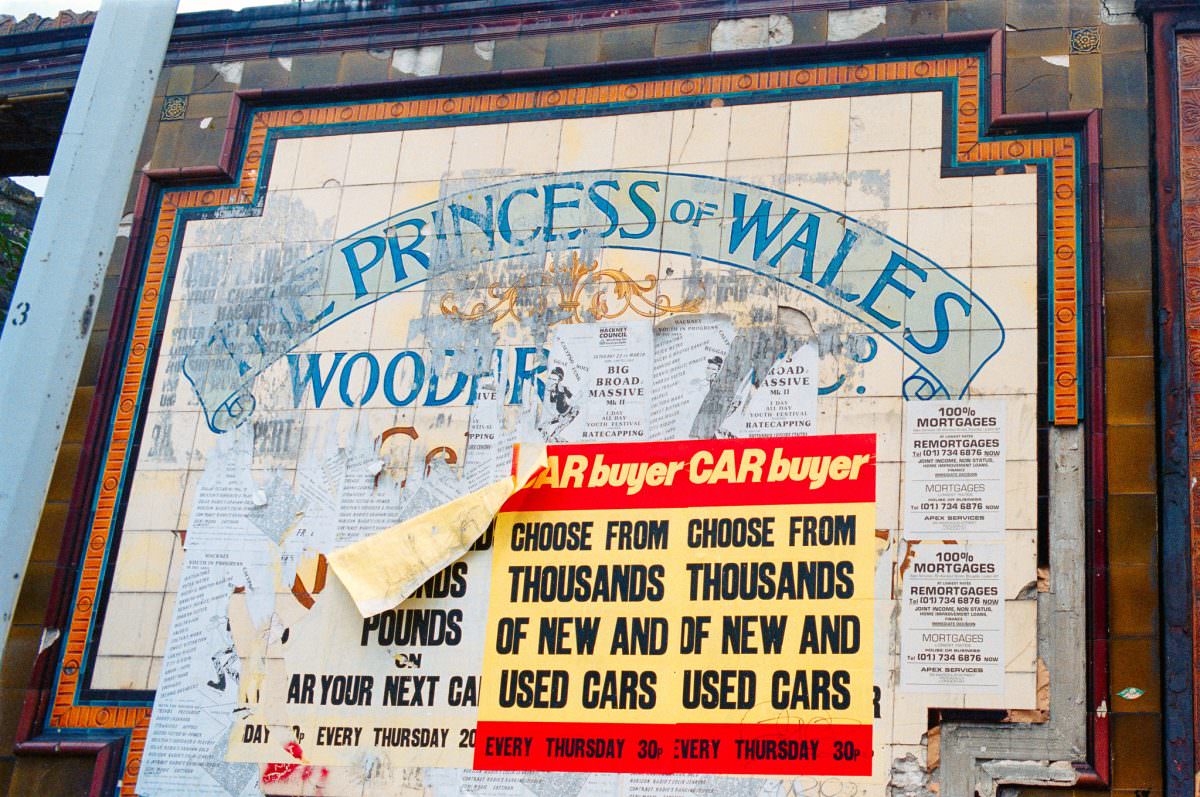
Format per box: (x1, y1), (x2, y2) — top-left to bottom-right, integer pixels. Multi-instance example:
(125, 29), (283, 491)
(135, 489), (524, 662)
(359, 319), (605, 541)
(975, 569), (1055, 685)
(44, 56), (1089, 797)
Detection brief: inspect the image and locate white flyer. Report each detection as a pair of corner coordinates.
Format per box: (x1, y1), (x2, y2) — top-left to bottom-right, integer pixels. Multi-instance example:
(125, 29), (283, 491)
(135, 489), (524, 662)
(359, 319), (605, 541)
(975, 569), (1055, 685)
(902, 398), (1006, 538)
(899, 542), (1005, 694)
(718, 344), (819, 438)
(649, 314), (734, 440)
(542, 321), (653, 443)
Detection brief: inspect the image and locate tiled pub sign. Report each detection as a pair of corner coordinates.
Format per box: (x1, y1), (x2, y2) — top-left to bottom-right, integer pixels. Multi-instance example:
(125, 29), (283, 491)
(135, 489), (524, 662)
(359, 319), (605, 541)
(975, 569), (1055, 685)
(46, 41), (1091, 797)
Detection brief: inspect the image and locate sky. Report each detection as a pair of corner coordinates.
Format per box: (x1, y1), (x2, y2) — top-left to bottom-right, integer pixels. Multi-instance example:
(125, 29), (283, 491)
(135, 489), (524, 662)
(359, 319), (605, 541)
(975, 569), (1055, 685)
(4, 0), (296, 194)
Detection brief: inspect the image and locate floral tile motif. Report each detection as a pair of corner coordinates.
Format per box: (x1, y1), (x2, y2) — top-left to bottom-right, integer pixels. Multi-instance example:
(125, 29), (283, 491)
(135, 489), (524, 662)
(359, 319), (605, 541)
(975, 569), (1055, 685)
(159, 95), (187, 121)
(1069, 26), (1100, 55)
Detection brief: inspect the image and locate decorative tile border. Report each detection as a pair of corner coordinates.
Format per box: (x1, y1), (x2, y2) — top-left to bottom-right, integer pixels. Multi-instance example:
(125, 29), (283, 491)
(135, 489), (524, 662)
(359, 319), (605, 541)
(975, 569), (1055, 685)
(31, 43), (1095, 795)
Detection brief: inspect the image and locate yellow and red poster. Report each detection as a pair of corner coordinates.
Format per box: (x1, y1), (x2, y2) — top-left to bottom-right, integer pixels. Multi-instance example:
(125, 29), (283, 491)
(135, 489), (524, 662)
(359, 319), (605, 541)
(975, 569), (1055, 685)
(476, 434), (875, 776)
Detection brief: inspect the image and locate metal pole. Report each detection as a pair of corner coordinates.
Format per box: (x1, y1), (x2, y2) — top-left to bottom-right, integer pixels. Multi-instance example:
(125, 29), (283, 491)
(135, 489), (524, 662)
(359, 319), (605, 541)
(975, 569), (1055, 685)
(0, 0), (178, 659)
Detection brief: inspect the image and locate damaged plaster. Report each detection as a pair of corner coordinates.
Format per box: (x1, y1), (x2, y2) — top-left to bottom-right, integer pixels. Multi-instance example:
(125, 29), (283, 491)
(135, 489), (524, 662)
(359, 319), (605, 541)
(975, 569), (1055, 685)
(711, 15), (793, 52)
(392, 46), (443, 77)
(828, 7), (886, 42)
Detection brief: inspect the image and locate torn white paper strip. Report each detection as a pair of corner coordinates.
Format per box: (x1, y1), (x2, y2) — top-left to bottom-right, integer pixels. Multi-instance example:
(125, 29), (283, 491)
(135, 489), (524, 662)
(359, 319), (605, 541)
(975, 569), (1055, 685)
(328, 445), (546, 618)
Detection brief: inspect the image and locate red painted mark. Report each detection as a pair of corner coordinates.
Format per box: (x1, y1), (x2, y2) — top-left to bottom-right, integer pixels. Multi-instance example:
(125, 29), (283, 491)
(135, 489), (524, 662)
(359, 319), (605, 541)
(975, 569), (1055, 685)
(261, 763), (300, 784)
(261, 741), (306, 784)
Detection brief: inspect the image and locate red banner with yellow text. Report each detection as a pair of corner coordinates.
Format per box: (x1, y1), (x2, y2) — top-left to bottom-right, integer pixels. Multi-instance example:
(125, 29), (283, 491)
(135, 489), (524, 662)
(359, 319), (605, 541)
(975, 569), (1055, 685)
(476, 434), (876, 776)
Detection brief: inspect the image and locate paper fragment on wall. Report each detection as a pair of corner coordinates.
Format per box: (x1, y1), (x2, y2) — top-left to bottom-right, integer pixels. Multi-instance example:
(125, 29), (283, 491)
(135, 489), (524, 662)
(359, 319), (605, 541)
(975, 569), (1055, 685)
(139, 434), (279, 796)
(649, 314), (735, 439)
(328, 445), (546, 618)
(541, 321), (653, 443)
(719, 344), (819, 437)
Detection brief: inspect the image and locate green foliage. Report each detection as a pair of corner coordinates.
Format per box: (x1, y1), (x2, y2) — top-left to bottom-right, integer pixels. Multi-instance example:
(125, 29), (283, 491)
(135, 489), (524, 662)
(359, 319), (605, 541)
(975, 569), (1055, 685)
(0, 211), (29, 328)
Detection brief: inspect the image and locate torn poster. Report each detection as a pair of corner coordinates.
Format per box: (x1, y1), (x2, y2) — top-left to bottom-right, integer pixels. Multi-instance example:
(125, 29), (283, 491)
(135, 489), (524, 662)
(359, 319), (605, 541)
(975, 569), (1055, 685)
(139, 435), (280, 796)
(649, 315), (735, 440)
(718, 344), (819, 438)
(327, 444), (547, 618)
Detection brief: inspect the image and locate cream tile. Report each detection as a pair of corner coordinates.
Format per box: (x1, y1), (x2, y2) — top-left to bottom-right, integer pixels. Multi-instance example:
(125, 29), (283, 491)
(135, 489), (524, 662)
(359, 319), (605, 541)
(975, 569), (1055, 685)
(972, 170), (1038, 206)
(166, 531), (184, 592)
(154, 593), (177, 657)
(136, 411), (200, 472)
(91, 656), (152, 691)
(266, 137), (302, 192)
(909, 92), (944, 150)
(368, 290), (437, 350)
(909, 147), (971, 208)
(724, 157), (787, 195)
(211, 212), (285, 248)
(846, 267), (913, 337)
(503, 119), (562, 176)
(612, 111), (672, 168)
(334, 183), (394, 238)
(96, 592), (165, 657)
(1004, 599), (1038, 671)
(1007, 670), (1039, 709)
(1003, 392), (1039, 461)
(908, 207), (971, 269)
(966, 670), (1038, 710)
(176, 471), (202, 531)
(788, 97), (850, 156)
(971, 264), (1038, 331)
(970, 327), (1037, 395)
(892, 689), (962, 744)
(900, 277), (975, 351)
(111, 531), (176, 592)
(667, 160), (726, 181)
(785, 154), (848, 211)
(814, 400), (838, 436)
(852, 209), (908, 244)
(558, 116), (617, 171)
(285, 187), (340, 241)
(148, 657), (164, 690)
(397, 127), (453, 181)
(390, 180), (443, 215)
(292, 134), (351, 189)
(971, 204), (1037, 267)
(450, 123), (508, 176)
(1003, 529), (1038, 599)
(849, 93), (911, 153)
(847, 332), (905, 398)
(728, 101), (789, 161)
(875, 461), (902, 530)
(846, 150), (909, 212)
(344, 130), (403, 187)
(124, 470), (188, 530)
(868, 669), (899, 782)
(669, 107), (730, 164)
(1005, 459), (1038, 531)
(835, 395), (904, 462)
(312, 336), (381, 391)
